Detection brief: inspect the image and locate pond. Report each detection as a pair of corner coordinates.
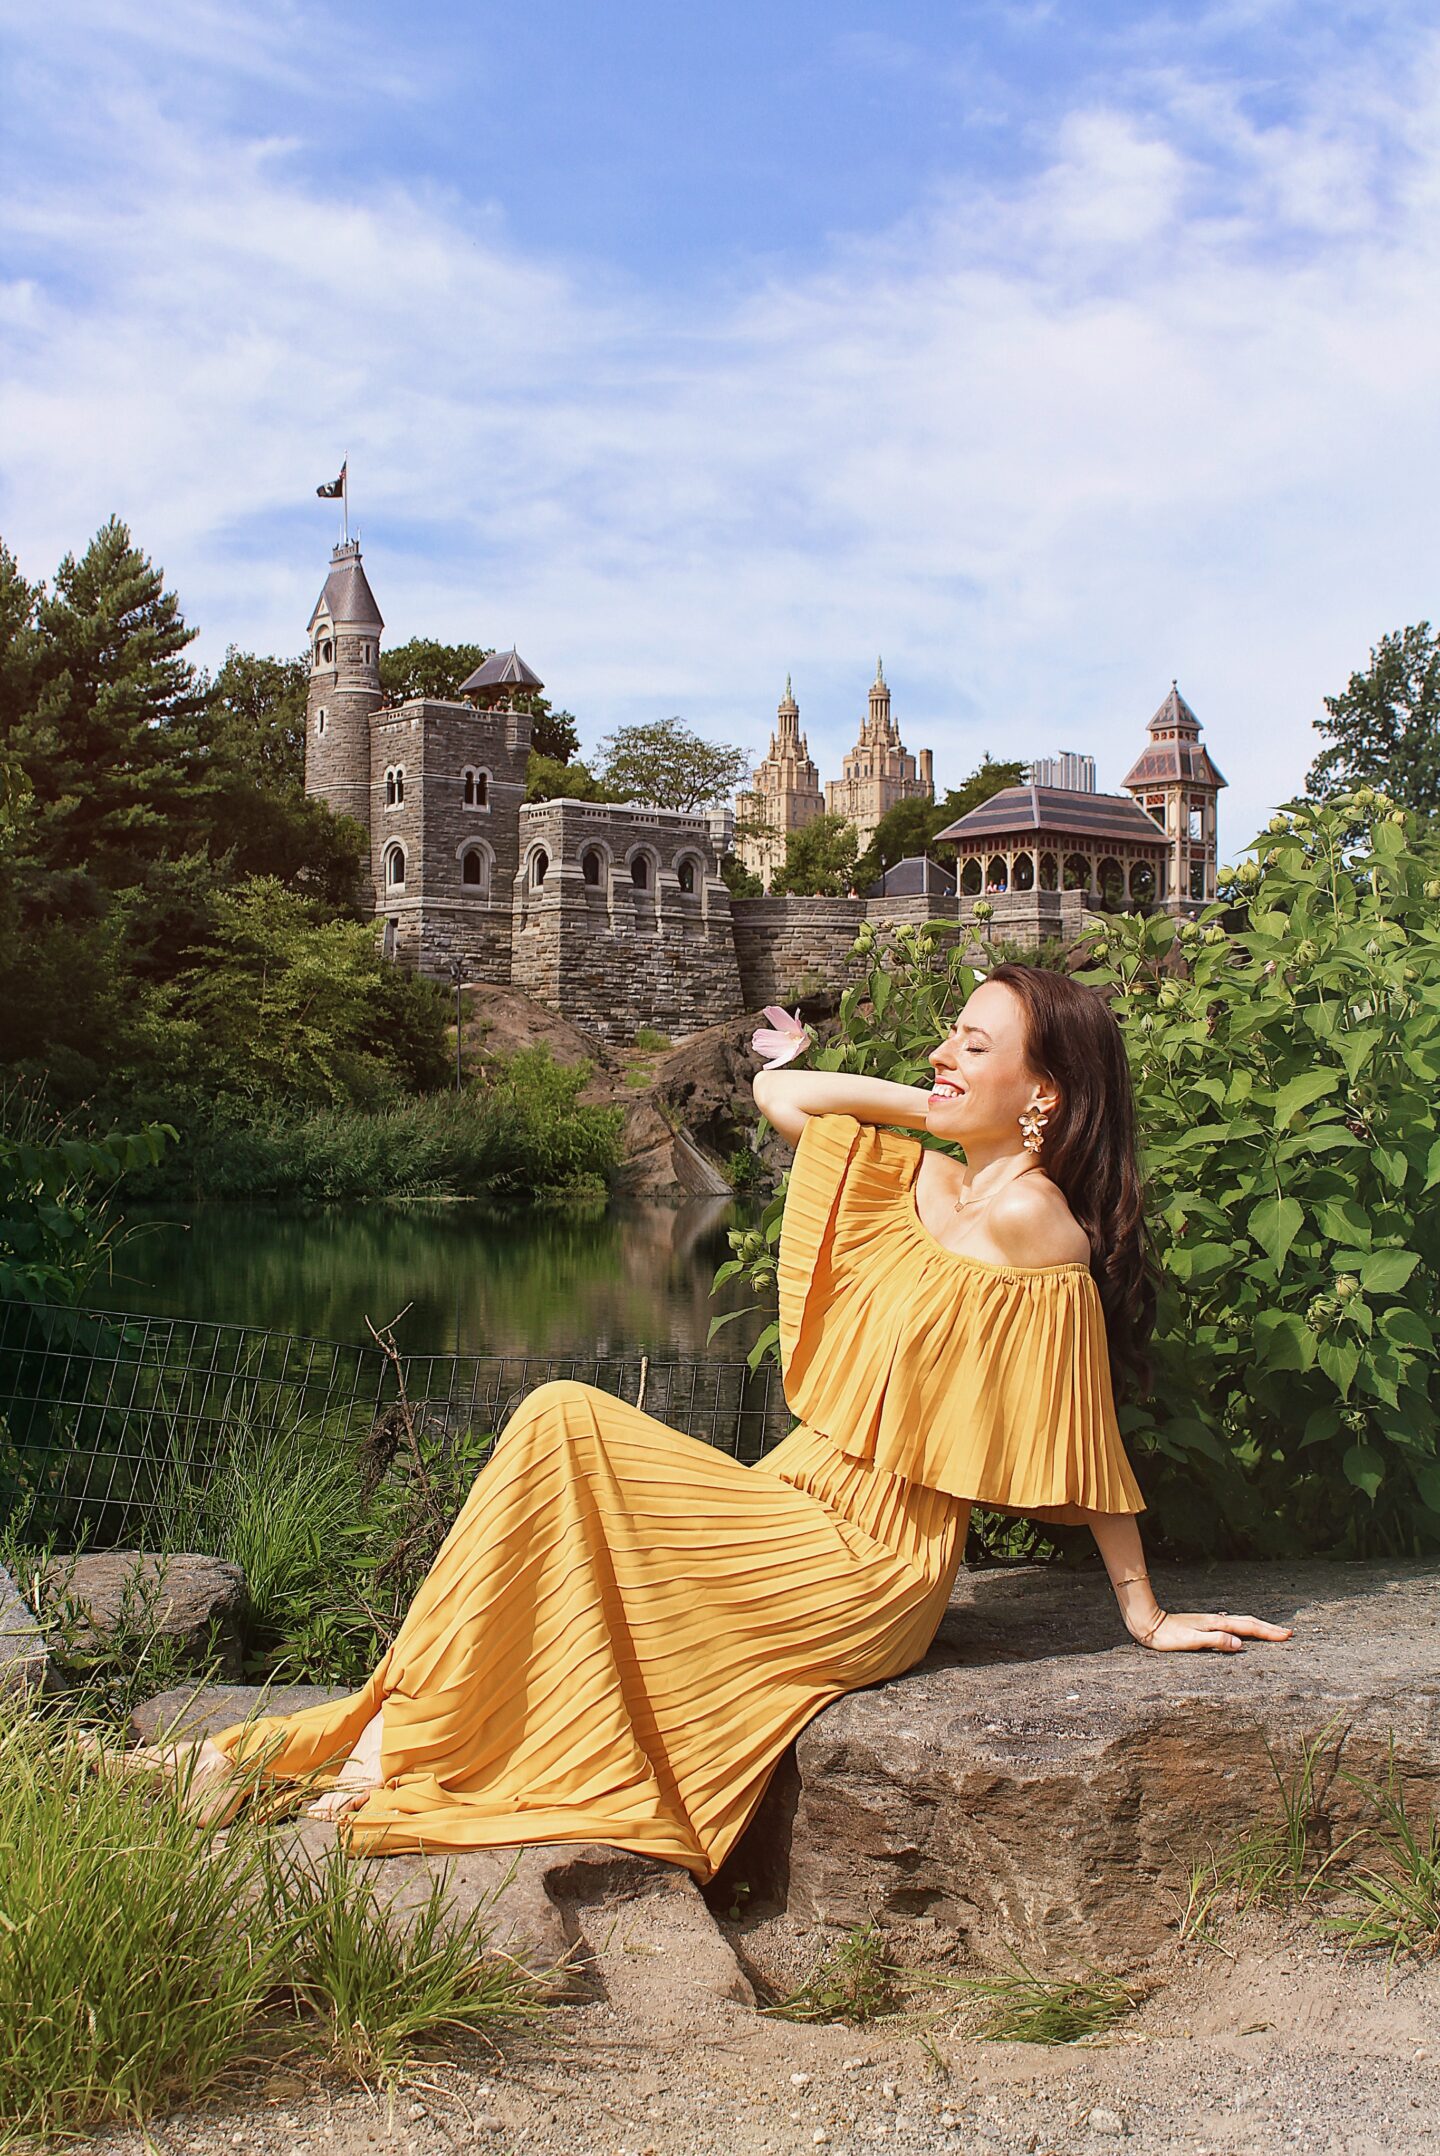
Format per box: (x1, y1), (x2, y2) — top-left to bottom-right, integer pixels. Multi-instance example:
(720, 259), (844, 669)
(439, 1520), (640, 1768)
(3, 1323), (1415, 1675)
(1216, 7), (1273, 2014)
(91, 1195), (769, 1363)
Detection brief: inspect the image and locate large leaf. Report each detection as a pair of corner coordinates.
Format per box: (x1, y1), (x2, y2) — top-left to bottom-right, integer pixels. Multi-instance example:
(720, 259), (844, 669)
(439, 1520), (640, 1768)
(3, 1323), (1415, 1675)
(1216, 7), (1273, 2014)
(1342, 1441), (1385, 1500)
(1359, 1248), (1421, 1295)
(1248, 1193), (1305, 1270)
(1271, 1069), (1342, 1129)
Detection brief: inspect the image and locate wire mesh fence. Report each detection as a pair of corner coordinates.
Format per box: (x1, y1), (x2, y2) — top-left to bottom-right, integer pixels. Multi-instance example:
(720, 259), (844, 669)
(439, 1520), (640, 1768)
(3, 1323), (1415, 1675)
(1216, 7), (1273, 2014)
(0, 1299), (795, 1551)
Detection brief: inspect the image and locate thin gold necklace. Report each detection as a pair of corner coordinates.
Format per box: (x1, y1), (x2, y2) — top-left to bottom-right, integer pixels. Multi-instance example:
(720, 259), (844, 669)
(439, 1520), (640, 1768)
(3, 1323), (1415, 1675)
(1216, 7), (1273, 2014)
(951, 1160), (1043, 1213)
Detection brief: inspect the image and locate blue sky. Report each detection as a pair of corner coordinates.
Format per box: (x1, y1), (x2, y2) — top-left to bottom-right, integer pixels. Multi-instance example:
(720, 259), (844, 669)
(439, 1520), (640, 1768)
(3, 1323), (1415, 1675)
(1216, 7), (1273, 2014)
(4, 0), (1439, 847)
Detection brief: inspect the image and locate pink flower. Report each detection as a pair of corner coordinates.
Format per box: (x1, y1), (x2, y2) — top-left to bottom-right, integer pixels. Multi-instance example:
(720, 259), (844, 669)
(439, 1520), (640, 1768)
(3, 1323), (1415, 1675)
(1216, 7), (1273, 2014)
(751, 1005), (810, 1068)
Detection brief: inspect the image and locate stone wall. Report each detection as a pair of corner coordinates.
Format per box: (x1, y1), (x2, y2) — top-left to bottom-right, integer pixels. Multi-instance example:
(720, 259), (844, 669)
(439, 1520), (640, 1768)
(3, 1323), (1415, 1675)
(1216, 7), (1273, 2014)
(729, 897), (869, 1010)
(510, 798), (745, 1043)
(730, 887), (1090, 1009)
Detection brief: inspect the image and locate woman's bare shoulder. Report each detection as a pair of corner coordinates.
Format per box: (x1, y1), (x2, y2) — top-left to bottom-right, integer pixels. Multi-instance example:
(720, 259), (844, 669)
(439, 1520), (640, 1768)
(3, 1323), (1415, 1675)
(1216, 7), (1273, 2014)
(986, 1174), (1091, 1268)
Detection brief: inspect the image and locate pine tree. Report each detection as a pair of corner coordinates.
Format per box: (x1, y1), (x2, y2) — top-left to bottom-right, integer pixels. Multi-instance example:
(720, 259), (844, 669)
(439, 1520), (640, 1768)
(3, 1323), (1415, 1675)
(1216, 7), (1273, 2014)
(15, 518), (203, 908)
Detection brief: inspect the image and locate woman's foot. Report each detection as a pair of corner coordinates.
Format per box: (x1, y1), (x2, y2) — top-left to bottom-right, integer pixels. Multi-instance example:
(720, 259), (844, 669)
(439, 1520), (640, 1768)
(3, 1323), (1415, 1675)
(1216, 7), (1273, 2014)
(306, 1709), (385, 1822)
(77, 1733), (250, 1826)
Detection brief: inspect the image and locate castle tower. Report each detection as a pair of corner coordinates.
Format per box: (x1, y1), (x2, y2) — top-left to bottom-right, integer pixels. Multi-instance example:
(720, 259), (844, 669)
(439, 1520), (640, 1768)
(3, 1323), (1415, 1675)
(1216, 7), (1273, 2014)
(826, 659), (933, 855)
(1122, 683), (1227, 912)
(306, 539), (384, 834)
(735, 675), (826, 889)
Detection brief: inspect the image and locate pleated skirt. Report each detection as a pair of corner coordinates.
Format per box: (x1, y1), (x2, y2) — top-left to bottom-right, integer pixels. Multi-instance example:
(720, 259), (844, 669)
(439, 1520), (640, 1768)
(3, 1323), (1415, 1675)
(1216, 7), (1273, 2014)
(212, 1378), (971, 1881)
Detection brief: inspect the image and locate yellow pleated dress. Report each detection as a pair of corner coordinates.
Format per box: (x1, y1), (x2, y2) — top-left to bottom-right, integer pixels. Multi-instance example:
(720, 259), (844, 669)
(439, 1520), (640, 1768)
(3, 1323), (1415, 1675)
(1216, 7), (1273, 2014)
(211, 1114), (1145, 1880)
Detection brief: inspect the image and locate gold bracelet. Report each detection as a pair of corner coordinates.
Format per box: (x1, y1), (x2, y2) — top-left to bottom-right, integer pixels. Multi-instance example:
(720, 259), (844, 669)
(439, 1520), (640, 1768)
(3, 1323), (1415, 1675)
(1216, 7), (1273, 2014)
(1133, 1606), (1168, 1649)
(1112, 1569), (1150, 1587)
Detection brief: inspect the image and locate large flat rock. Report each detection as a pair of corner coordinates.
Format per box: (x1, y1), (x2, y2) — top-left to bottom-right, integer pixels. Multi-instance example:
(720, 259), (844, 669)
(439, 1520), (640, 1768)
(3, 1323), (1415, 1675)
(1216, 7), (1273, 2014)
(724, 1559), (1440, 1969)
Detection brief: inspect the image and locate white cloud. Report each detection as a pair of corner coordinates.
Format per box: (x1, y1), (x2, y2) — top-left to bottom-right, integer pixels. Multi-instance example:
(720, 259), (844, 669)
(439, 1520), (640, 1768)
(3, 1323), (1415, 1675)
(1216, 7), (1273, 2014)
(2, 2), (1439, 849)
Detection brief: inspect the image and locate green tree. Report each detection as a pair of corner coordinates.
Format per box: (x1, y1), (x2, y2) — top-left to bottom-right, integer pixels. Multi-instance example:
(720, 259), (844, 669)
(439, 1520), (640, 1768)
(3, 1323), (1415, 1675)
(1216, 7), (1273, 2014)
(382, 637), (580, 762)
(772, 812), (859, 896)
(524, 753), (618, 804)
(146, 878), (446, 1113)
(10, 519), (204, 910)
(853, 755), (1027, 890)
(1306, 623), (1440, 815)
(720, 854), (764, 898)
(597, 718), (750, 811)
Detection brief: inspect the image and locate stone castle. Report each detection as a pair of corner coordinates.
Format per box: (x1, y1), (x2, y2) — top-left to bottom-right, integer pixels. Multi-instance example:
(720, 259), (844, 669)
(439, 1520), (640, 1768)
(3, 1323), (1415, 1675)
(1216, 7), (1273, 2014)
(303, 538), (1225, 1043)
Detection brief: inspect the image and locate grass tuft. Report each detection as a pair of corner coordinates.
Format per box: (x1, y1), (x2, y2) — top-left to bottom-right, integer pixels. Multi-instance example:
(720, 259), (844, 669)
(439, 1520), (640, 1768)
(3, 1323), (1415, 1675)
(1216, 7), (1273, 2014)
(764, 1921), (904, 2024)
(925, 1949), (1146, 2045)
(0, 1702), (550, 2142)
(264, 1839), (551, 2083)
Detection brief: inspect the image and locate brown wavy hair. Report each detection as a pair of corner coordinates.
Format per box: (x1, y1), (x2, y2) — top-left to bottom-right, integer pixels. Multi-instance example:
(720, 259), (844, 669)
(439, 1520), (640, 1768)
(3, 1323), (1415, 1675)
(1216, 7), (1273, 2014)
(984, 962), (1158, 1400)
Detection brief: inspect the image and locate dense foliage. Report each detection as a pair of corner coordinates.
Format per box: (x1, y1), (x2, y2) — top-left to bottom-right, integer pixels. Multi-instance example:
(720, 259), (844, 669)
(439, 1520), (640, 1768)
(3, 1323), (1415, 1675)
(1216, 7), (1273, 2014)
(717, 796), (1440, 1558)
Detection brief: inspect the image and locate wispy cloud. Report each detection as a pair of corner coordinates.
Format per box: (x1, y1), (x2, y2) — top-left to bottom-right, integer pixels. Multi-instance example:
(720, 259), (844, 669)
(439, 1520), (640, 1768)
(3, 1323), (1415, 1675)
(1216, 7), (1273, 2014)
(2, 1), (1437, 846)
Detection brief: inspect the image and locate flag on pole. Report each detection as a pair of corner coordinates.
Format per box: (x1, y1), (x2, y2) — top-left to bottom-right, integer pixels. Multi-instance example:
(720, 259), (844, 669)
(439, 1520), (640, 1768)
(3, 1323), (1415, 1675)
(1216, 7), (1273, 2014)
(316, 462), (346, 499)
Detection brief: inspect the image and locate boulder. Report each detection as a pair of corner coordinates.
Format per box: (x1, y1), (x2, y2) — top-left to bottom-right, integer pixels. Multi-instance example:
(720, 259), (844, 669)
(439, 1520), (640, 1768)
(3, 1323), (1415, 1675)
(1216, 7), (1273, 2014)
(0, 1560), (58, 1695)
(41, 1552), (248, 1678)
(716, 1558), (1440, 1969)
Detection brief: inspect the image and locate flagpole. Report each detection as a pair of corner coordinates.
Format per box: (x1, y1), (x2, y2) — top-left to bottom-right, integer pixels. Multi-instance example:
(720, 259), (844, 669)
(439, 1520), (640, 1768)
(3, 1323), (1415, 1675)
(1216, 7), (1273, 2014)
(342, 458), (349, 547)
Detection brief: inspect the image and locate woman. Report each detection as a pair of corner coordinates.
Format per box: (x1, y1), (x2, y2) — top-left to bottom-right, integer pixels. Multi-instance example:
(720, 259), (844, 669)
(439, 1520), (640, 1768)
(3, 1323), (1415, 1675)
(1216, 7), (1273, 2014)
(154, 964), (1292, 1861)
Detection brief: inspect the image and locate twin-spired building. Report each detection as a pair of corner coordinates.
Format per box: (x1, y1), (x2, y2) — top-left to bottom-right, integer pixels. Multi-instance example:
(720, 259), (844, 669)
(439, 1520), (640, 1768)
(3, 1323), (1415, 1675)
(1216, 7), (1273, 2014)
(735, 663), (934, 887)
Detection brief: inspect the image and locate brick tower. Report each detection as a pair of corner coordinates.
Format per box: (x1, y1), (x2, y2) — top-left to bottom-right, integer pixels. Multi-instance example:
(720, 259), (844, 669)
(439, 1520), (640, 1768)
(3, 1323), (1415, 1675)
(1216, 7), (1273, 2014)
(305, 540), (385, 850)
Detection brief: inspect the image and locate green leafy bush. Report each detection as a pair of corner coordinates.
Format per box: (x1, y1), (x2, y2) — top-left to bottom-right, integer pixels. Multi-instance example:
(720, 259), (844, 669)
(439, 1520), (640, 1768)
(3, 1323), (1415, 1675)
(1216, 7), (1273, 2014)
(1080, 790), (1439, 1558)
(714, 798), (1440, 1558)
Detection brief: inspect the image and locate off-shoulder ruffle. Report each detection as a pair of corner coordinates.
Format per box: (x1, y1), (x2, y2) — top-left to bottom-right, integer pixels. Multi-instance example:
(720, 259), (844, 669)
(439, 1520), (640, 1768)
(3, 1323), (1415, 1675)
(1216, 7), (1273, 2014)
(776, 1112), (1145, 1514)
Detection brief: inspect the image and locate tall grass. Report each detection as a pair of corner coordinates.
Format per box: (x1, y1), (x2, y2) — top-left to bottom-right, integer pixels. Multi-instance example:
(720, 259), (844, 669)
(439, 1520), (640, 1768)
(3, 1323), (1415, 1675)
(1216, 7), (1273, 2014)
(0, 1706), (551, 2142)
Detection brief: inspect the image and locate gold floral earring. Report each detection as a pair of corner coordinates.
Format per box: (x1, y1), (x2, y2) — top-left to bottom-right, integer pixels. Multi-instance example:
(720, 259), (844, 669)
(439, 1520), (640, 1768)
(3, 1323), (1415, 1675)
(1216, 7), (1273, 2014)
(1018, 1104), (1048, 1154)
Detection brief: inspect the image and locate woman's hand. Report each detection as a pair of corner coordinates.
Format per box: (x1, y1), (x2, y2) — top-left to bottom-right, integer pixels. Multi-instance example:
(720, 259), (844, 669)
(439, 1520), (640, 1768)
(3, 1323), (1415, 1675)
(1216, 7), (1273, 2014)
(1131, 1608), (1294, 1653)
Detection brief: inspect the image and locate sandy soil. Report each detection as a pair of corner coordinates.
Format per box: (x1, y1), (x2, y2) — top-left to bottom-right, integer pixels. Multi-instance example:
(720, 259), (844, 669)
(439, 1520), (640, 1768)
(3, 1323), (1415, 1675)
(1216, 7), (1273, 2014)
(67, 1906), (1440, 2156)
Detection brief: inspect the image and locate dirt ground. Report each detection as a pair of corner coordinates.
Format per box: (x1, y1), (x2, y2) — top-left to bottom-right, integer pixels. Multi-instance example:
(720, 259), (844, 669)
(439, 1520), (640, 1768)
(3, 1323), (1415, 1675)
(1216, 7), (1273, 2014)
(69, 1905), (1440, 2156)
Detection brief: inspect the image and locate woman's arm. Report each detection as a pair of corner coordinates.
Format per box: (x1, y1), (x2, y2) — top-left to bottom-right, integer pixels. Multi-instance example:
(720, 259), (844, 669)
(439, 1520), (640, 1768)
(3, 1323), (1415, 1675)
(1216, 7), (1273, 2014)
(752, 1068), (931, 1146)
(1082, 1508), (1294, 1654)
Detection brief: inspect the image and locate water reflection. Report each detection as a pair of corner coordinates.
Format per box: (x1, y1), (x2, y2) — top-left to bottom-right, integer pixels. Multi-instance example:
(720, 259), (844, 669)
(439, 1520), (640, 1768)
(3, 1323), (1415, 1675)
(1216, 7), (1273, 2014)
(97, 1197), (767, 1361)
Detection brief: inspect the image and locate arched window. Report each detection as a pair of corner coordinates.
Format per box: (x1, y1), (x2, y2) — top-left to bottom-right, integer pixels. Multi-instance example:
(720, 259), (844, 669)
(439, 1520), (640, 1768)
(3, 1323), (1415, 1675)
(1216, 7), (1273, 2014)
(1098, 857), (1125, 908)
(394, 767), (404, 805)
(475, 770), (488, 807)
(1063, 853), (1091, 892)
(1012, 851), (1035, 892)
(960, 858), (982, 896)
(1038, 852), (1058, 890)
(531, 848), (549, 887)
(463, 770), (474, 806)
(1129, 861), (1156, 904)
(461, 849), (484, 888)
(385, 844), (405, 888)
(581, 846), (604, 887)
(677, 858), (697, 895)
(384, 770), (396, 807)
(384, 767), (405, 808)
(630, 855), (649, 891)
(316, 707), (327, 737)
(985, 854), (1007, 894)
(462, 768), (490, 809)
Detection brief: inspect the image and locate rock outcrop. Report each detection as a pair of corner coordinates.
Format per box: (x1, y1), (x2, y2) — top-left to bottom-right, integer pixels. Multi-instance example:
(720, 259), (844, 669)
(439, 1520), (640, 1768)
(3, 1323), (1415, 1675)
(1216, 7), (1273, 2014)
(123, 1561), (1440, 1986)
(716, 1558), (1440, 1968)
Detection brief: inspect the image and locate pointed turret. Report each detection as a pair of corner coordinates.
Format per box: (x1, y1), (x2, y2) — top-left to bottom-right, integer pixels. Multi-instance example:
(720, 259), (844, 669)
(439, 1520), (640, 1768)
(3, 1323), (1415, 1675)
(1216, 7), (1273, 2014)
(305, 539), (384, 839)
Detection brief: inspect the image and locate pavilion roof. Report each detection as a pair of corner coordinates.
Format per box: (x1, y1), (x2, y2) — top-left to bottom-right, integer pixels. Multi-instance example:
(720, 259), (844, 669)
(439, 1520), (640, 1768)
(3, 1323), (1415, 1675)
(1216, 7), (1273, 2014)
(933, 782), (1168, 851)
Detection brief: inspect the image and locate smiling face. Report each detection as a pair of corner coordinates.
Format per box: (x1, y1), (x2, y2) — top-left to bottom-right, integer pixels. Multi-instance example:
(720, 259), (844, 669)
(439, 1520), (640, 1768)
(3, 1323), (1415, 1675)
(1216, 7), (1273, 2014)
(925, 978), (1060, 1154)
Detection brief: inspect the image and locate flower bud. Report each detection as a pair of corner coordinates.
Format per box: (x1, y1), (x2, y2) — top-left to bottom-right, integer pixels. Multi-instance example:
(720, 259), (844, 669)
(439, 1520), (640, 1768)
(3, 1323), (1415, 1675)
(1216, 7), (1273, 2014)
(1334, 1275), (1360, 1301)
